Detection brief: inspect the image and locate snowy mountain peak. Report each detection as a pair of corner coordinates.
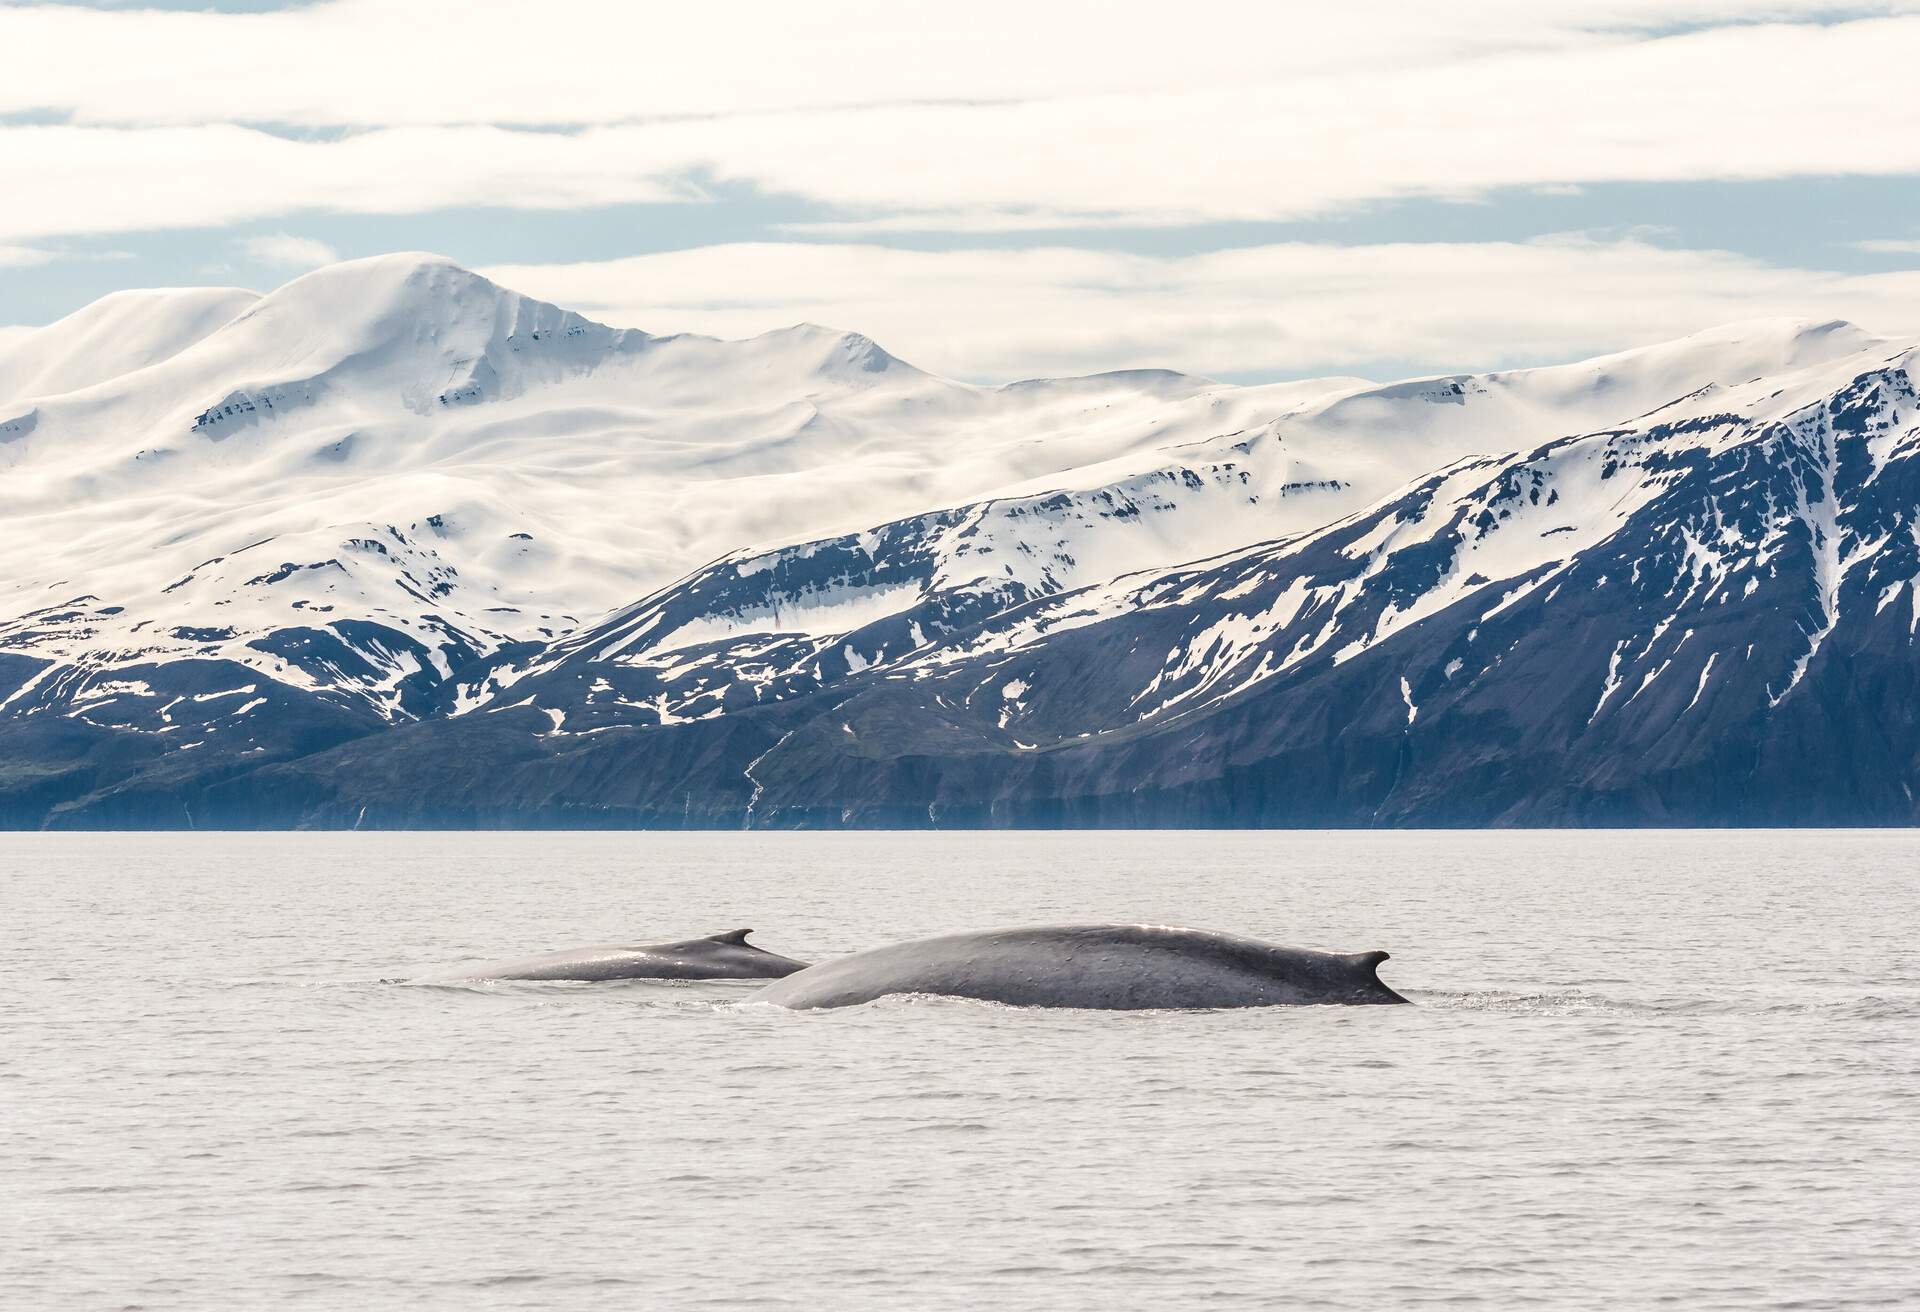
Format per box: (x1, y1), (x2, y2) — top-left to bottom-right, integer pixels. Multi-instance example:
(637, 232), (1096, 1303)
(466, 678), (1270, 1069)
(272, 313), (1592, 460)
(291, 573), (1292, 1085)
(1558, 316), (1887, 393)
(721, 322), (917, 381)
(4, 258), (1919, 826)
(230, 251), (538, 339)
(199, 252), (649, 412)
(0, 285), (260, 406)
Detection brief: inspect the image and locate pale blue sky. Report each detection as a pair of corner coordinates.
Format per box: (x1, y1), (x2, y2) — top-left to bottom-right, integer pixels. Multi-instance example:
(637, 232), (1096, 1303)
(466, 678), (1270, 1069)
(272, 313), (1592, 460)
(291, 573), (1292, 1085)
(5, 0), (1920, 382)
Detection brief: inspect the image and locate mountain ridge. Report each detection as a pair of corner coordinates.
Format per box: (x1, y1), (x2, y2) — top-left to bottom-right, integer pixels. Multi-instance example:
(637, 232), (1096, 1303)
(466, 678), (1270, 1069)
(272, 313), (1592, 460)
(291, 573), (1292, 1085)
(3, 255), (1915, 828)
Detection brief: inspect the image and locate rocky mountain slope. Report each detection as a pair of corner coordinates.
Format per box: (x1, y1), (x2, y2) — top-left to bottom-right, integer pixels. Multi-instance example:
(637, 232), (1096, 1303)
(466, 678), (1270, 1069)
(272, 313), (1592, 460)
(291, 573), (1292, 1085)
(3, 254), (1914, 826)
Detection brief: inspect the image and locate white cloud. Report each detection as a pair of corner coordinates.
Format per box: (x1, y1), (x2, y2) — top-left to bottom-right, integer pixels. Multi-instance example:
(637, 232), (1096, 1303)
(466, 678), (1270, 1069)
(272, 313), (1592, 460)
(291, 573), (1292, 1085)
(7, 0), (1919, 372)
(0, 124), (690, 245)
(0, 245), (132, 270)
(0, 246), (58, 269)
(483, 238), (1920, 381)
(0, 6), (1917, 239)
(1857, 239), (1920, 254)
(237, 233), (340, 269)
(3, 1), (1911, 129)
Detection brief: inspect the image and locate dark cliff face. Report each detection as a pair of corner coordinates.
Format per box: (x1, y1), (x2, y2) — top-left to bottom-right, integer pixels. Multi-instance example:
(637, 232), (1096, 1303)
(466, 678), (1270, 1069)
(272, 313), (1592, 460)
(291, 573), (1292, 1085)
(6, 349), (1920, 830)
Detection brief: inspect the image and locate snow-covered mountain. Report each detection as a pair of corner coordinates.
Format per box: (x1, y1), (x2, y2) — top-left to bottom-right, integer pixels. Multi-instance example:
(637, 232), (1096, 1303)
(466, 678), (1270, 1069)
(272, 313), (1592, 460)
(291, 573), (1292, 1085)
(3, 254), (1915, 826)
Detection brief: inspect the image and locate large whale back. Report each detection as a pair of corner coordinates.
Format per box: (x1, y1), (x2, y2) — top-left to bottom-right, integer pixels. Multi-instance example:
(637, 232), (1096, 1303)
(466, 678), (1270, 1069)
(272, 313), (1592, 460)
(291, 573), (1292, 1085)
(421, 928), (809, 982)
(750, 924), (1408, 1010)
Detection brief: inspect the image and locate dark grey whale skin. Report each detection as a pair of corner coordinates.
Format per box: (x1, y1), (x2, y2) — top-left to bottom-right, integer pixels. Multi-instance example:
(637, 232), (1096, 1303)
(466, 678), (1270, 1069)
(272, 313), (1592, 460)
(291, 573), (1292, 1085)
(419, 929), (808, 982)
(750, 924), (1408, 1010)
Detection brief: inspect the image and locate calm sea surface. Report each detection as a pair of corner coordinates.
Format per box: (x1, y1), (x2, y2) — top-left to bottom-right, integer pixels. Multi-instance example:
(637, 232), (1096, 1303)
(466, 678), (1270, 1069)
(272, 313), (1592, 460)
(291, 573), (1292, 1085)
(4, 830), (1917, 1310)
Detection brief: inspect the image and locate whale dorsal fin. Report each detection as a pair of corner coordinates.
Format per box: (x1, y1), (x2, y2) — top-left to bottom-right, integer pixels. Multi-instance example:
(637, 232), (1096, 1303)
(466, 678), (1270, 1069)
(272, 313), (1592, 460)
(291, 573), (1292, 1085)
(706, 928), (754, 946)
(1341, 950), (1391, 979)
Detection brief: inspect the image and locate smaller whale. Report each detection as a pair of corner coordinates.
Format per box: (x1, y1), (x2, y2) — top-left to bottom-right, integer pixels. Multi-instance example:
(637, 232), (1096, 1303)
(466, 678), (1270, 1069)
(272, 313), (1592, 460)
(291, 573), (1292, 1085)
(750, 923), (1408, 1010)
(418, 928), (808, 982)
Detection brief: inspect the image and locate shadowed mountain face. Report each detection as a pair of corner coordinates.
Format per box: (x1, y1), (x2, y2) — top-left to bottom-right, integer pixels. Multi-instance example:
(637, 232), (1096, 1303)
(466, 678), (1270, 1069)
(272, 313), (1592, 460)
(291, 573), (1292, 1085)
(2, 256), (1915, 828)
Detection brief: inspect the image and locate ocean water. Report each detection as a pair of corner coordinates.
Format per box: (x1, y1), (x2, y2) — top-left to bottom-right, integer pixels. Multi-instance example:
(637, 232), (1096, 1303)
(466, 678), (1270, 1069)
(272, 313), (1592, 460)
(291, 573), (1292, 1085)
(4, 830), (1916, 1311)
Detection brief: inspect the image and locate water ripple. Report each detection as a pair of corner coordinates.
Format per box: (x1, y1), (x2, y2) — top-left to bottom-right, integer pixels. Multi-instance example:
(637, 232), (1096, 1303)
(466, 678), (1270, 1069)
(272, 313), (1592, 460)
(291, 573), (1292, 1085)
(4, 829), (1917, 1311)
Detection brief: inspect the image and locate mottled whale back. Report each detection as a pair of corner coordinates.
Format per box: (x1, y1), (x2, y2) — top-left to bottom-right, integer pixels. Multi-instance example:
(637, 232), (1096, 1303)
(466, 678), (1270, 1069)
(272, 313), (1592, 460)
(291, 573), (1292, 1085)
(421, 928), (809, 982)
(750, 923), (1408, 1010)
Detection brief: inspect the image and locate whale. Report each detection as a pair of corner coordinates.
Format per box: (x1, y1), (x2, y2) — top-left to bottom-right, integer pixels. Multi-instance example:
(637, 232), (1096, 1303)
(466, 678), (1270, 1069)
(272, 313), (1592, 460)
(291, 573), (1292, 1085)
(749, 923), (1408, 1010)
(418, 928), (809, 982)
